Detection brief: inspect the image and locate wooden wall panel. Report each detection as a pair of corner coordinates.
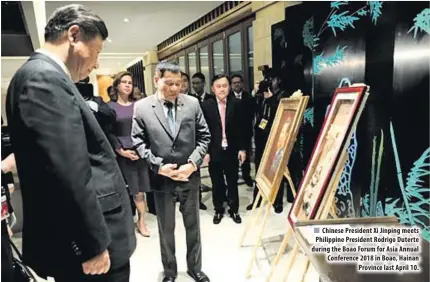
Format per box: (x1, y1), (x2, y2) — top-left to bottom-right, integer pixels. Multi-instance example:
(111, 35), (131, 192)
(97, 75), (114, 102)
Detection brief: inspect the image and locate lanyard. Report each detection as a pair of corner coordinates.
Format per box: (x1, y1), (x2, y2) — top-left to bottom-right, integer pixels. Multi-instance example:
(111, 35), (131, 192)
(263, 101), (271, 119)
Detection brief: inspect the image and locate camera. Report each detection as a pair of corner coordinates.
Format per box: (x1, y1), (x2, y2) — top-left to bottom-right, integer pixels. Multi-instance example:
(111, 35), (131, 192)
(257, 65), (273, 94)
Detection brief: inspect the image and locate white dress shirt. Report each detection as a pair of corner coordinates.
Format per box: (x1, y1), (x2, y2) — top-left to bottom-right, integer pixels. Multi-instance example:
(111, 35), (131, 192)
(157, 92), (177, 122)
(234, 91), (243, 100)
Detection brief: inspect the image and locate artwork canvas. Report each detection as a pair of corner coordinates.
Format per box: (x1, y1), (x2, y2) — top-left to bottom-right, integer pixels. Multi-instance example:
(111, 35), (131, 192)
(288, 85), (369, 227)
(256, 95), (309, 202)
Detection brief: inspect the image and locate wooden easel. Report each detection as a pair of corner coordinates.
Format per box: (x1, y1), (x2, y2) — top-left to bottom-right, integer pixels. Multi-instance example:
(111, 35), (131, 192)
(239, 95), (309, 279)
(266, 149), (348, 282)
(239, 167), (298, 278)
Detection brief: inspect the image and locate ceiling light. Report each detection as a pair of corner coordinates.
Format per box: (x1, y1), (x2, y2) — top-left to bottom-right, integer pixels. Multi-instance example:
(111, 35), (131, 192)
(106, 38), (112, 43)
(124, 18), (129, 23)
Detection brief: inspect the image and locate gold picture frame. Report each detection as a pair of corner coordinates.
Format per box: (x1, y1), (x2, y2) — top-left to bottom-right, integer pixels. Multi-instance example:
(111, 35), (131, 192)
(256, 95), (309, 203)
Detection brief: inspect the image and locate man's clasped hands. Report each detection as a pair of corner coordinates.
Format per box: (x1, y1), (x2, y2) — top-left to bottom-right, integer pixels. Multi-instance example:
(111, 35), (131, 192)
(158, 163), (196, 182)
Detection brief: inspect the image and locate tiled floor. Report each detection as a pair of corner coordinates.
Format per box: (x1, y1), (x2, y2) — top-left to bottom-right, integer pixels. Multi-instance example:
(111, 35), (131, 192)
(12, 165), (319, 282)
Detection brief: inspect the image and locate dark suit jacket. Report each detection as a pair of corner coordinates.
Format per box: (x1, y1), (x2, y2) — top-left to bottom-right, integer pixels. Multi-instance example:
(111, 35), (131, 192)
(6, 52), (136, 277)
(202, 95), (246, 162)
(132, 93), (211, 191)
(189, 92), (215, 105)
(230, 90), (256, 149)
(255, 89), (288, 138)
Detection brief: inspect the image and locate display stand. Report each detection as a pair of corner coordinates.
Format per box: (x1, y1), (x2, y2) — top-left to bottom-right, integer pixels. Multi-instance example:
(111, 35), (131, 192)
(266, 150), (348, 282)
(239, 167), (298, 279)
(239, 95), (309, 279)
(265, 84), (369, 281)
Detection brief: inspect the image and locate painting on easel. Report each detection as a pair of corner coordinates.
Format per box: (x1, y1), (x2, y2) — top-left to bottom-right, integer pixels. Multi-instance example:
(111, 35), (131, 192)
(288, 85), (370, 227)
(256, 93), (309, 202)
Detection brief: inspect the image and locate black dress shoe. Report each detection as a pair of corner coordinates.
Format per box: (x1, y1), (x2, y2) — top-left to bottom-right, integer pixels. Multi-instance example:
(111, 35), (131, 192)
(274, 205), (283, 214)
(187, 270), (210, 282)
(243, 178), (254, 187)
(162, 276), (175, 282)
(200, 202), (207, 210)
(246, 200), (261, 211)
(230, 213), (242, 224)
(200, 184), (211, 192)
(213, 213), (223, 224)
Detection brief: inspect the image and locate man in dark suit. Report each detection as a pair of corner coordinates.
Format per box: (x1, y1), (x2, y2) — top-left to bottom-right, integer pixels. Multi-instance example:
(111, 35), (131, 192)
(202, 74), (246, 224)
(5, 5), (136, 282)
(230, 74), (256, 187)
(132, 61), (211, 282)
(181, 71), (208, 210)
(190, 72), (214, 194)
(191, 72), (215, 103)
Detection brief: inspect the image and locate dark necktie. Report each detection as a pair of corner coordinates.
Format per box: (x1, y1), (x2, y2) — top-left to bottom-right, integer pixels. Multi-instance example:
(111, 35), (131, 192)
(164, 101), (175, 134)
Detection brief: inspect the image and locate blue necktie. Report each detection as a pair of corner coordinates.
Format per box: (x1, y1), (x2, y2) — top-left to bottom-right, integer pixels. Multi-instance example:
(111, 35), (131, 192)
(164, 101), (175, 134)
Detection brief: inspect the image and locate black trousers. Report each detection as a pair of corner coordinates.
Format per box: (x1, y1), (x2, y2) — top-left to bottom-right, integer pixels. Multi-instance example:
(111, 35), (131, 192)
(54, 262), (130, 282)
(240, 144), (252, 180)
(209, 149), (239, 214)
(154, 187), (201, 278)
(1, 222), (14, 282)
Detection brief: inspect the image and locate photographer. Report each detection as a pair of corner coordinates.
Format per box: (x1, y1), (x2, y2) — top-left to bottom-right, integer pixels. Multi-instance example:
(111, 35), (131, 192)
(246, 70), (288, 213)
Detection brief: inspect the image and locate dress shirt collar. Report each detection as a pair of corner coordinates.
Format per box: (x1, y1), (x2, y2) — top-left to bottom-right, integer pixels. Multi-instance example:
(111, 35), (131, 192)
(157, 92), (177, 106)
(36, 49), (71, 78)
(195, 92), (205, 101)
(234, 91), (243, 99)
(216, 96), (227, 104)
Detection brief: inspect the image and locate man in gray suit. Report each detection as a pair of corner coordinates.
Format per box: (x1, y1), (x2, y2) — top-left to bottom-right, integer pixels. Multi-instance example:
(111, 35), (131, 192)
(6, 4), (135, 282)
(132, 61), (211, 282)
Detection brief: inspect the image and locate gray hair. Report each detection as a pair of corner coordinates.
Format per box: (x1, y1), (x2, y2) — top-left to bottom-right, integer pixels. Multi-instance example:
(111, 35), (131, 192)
(45, 4), (108, 42)
(155, 60), (181, 78)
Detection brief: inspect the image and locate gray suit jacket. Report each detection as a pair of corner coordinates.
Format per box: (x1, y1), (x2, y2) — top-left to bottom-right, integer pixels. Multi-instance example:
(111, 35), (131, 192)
(132, 93), (211, 191)
(6, 52), (136, 277)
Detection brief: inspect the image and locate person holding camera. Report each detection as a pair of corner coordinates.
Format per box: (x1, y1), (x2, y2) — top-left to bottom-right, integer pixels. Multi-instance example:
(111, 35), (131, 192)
(246, 71), (288, 213)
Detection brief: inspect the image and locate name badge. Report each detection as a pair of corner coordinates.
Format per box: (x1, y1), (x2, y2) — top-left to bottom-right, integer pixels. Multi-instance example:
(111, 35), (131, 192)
(259, 119), (268, 130)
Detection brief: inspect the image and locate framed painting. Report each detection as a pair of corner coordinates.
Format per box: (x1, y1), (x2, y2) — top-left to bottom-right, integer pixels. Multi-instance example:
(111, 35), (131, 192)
(256, 95), (309, 202)
(288, 85), (369, 228)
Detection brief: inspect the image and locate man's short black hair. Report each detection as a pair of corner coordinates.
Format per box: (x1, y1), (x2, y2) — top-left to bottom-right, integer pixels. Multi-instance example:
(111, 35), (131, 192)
(192, 72), (206, 82)
(231, 74), (243, 81)
(45, 4), (108, 42)
(155, 60), (181, 78)
(181, 71), (190, 82)
(211, 74), (231, 86)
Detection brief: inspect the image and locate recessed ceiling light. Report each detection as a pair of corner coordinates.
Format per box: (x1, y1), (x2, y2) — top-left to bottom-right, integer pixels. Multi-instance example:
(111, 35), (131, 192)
(124, 18), (129, 23)
(106, 38), (112, 43)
